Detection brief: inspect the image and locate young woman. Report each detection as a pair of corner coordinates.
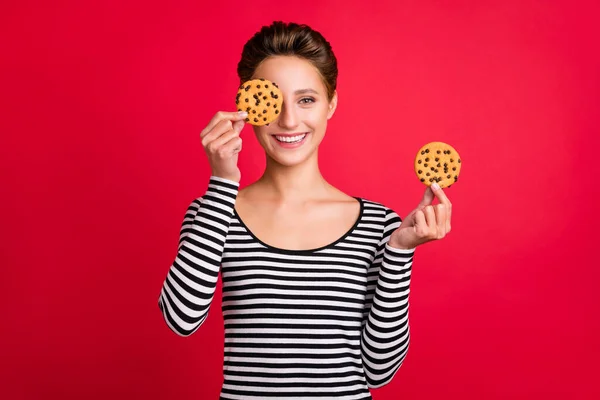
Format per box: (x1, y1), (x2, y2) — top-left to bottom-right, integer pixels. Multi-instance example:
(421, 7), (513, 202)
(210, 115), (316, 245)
(158, 21), (452, 399)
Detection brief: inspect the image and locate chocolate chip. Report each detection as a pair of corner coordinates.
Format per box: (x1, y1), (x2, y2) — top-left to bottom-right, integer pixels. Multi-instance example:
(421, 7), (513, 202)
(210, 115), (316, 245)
(425, 149), (429, 153)
(437, 163), (441, 167)
(458, 159), (461, 163)
(265, 84), (269, 88)
(263, 117), (267, 121)
(259, 78), (265, 81)
(425, 157), (429, 162)
(254, 118), (258, 122)
(431, 167), (435, 171)
(420, 178), (425, 182)
(429, 178), (433, 182)
(426, 172), (430, 176)
(263, 96), (267, 100)
(263, 110), (267, 114)
(453, 167), (456, 171)
(450, 158), (454, 162)
(447, 175), (451, 178)
(267, 102), (271, 106)
(418, 160), (422, 164)
(246, 107), (251, 112)
(424, 163), (428, 167)
(435, 157), (439, 161)
(245, 85), (250, 91)
(421, 151), (425, 155)
(252, 110), (256, 114)
(258, 92), (262, 96)
(245, 118), (249, 121)
(275, 110), (279, 114)
(257, 85), (261, 89)
(273, 104), (277, 108)
(235, 100), (239, 104)
(418, 170), (422, 174)
(437, 150), (441, 154)
(245, 98), (249, 103)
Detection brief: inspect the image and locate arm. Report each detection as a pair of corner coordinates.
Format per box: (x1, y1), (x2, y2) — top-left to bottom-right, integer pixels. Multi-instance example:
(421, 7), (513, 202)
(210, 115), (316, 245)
(158, 176), (239, 336)
(361, 207), (416, 388)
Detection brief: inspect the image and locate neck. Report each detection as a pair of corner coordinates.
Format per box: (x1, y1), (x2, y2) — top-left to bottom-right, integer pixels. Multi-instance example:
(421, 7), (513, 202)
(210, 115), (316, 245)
(256, 149), (332, 204)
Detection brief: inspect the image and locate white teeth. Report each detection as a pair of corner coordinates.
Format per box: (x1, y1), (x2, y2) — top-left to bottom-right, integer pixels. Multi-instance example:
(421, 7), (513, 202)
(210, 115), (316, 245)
(275, 134), (306, 143)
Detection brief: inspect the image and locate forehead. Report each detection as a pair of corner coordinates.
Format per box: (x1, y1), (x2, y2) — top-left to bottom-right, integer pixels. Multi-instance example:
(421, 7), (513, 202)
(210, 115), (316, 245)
(252, 56), (326, 94)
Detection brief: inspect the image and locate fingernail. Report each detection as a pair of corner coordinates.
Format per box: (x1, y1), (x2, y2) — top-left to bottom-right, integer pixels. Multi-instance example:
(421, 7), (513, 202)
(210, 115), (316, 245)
(238, 111), (248, 117)
(432, 182), (440, 191)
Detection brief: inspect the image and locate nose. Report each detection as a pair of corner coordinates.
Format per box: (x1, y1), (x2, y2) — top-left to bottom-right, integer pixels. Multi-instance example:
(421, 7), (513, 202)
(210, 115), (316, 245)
(276, 100), (299, 130)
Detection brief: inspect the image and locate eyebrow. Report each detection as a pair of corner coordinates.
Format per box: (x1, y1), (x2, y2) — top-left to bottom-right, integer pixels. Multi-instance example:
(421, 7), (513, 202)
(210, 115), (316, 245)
(293, 88), (320, 95)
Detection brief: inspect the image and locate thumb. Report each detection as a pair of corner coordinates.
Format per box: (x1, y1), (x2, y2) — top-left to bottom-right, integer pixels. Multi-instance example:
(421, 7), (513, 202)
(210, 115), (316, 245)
(232, 119), (245, 134)
(417, 185), (435, 208)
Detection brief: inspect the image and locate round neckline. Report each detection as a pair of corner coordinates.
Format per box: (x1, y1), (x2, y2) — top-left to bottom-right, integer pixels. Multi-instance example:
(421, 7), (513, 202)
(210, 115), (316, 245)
(233, 196), (364, 255)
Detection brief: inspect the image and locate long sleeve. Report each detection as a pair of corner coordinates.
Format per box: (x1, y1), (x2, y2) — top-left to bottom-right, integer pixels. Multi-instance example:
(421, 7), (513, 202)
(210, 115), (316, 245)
(158, 176), (239, 337)
(361, 207), (416, 388)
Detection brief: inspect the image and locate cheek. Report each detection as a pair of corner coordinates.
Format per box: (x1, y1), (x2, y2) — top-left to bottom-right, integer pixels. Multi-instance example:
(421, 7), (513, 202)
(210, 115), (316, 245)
(253, 125), (268, 136)
(303, 106), (330, 129)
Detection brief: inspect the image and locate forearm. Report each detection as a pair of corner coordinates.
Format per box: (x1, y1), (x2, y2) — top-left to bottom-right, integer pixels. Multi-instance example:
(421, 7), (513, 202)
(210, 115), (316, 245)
(361, 243), (415, 388)
(158, 176), (239, 336)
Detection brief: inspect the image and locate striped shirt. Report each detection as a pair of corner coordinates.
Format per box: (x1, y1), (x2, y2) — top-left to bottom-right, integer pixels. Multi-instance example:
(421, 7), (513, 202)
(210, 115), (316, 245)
(158, 176), (416, 399)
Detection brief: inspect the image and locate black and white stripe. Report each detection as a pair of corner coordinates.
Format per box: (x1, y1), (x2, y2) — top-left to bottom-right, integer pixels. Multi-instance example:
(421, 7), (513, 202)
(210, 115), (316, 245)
(159, 176), (416, 399)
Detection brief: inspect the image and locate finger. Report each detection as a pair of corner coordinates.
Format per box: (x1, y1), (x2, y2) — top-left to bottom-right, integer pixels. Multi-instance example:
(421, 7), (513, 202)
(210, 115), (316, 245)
(418, 186), (435, 208)
(203, 119), (236, 144)
(423, 205), (437, 235)
(431, 183), (452, 233)
(434, 204), (447, 238)
(414, 209), (427, 237)
(202, 111), (248, 138)
(221, 136), (243, 155)
(446, 201), (452, 233)
(232, 119), (245, 134)
(431, 183), (452, 208)
(209, 128), (241, 150)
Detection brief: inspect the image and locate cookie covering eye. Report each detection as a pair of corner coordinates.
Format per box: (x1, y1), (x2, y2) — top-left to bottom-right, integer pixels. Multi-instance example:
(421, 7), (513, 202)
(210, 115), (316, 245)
(236, 78), (283, 126)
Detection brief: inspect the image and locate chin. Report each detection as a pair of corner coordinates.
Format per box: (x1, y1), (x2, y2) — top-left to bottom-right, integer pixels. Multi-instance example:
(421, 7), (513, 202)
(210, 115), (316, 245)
(269, 148), (315, 167)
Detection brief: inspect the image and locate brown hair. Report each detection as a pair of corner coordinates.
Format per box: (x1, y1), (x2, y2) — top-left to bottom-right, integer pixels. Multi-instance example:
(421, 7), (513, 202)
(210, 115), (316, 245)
(237, 21), (338, 100)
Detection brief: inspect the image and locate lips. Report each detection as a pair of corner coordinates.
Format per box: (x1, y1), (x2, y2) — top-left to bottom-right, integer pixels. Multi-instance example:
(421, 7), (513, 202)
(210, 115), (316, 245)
(272, 132), (309, 148)
(271, 132), (309, 137)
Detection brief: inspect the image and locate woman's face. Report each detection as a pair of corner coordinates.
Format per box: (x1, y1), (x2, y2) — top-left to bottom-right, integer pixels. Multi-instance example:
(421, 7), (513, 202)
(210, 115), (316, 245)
(251, 56), (337, 167)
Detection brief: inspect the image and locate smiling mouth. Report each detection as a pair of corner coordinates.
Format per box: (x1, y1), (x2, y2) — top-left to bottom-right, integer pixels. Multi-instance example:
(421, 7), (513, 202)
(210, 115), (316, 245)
(272, 133), (308, 143)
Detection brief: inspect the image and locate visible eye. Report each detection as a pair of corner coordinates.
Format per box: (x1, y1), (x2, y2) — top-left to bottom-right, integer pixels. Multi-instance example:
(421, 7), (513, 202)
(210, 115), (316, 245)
(299, 97), (315, 104)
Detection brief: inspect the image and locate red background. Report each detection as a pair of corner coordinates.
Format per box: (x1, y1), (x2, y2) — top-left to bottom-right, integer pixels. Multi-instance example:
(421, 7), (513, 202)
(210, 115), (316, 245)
(2, 0), (599, 399)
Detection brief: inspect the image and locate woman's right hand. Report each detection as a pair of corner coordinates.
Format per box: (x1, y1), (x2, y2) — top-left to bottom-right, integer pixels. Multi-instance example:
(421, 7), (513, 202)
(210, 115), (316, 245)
(200, 111), (248, 183)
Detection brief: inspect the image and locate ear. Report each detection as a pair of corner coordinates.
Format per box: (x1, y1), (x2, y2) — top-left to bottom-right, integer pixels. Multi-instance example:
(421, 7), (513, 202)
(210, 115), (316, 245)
(326, 90), (338, 120)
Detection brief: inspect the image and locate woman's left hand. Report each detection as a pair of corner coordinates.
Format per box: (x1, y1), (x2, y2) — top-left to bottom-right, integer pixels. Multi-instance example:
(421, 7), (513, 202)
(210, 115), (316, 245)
(388, 182), (452, 250)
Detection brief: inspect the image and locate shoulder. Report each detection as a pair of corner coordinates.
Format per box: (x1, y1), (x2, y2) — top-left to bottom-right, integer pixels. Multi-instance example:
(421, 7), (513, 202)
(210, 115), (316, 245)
(359, 197), (403, 224)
